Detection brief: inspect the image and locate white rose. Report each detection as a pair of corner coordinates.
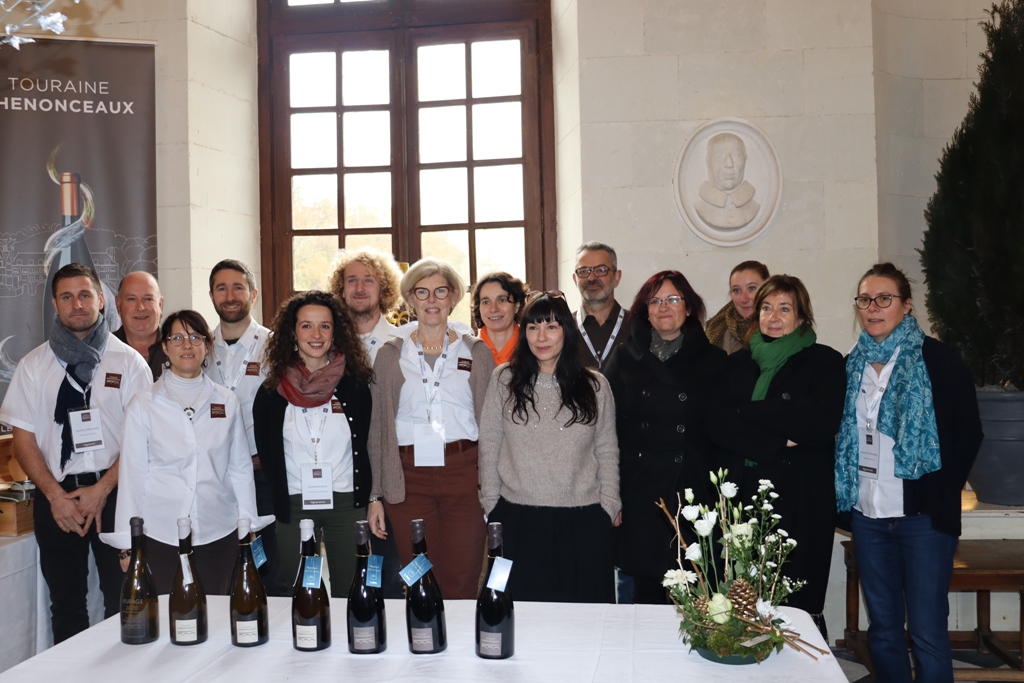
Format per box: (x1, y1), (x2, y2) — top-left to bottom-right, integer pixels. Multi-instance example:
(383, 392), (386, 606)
(681, 505), (700, 521)
(720, 481), (738, 498)
(708, 593), (732, 624)
(684, 543), (702, 562)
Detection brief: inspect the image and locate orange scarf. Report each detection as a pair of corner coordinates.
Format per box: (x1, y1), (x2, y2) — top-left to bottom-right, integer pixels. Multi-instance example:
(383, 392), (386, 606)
(480, 325), (519, 365)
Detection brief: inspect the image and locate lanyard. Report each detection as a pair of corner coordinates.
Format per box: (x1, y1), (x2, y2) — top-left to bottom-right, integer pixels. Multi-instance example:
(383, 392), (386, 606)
(214, 329), (260, 391)
(860, 348), (900, 432)
(416, 327), (450, 423)
(301, 405), (329, 463)
(64, 371), (91, 409)
(576, 307), (624, 367)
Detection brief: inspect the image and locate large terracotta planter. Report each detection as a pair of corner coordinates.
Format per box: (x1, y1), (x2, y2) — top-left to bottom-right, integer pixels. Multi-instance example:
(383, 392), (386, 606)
(967, 391), (1024, 506)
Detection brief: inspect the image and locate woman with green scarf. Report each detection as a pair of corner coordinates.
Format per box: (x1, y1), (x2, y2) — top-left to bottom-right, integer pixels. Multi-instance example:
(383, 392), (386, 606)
(709, 274), (845, 639)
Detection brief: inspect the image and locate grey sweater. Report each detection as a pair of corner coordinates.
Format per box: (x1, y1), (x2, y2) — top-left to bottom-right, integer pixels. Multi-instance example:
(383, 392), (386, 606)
(478, 366), (622, 520)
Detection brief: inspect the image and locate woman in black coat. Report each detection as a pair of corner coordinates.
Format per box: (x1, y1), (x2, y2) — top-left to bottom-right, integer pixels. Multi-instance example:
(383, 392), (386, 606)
(709, 274), (845, 637)
(604, 270), (727, 604)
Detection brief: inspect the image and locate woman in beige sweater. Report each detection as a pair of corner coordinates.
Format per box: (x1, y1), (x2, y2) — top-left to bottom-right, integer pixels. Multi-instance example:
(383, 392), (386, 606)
(478, 292), (621, 603)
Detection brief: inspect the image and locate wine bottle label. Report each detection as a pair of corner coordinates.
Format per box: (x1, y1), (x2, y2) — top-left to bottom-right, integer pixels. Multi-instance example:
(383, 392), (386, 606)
(302, 556), (323, 588)
(479, 631), (502, 656)
(367, 555), (383, 588)
(351, 626), (377, 651)
(295, 624), (318, 650)
(175, 619), (198, 642)
(399, 554), (433, 587)
(180, 555), (193, 586)
(486, 557), (513, 592)
(235, 620), (259, 644)
(251, 536), (268, 569)
(411, 627), (435, 652)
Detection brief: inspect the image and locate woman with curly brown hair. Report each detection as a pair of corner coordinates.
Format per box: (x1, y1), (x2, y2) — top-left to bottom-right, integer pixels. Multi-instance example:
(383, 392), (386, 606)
(253, 290), (373, 595)
(470, 272), (528, 365)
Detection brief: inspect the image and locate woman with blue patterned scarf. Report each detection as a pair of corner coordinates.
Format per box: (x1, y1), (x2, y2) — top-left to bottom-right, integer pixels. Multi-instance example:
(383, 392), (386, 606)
(836, 263), (982, 683)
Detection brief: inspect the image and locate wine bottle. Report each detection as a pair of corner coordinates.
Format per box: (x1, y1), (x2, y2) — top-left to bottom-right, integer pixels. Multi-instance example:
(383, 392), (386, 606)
(346, 520), (386, 654)
(169, 517), (208, 645)
(120, 516), (159, 644)
(476, 521), (514, 659)
(229, 518), (269, 647)
(42, 172), (98, 338)
(404, 519), (446, 654)
(292, 519), (331, 651)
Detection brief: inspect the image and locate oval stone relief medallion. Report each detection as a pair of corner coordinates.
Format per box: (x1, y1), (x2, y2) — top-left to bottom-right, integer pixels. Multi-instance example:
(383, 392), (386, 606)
(673, 118), (782, 247)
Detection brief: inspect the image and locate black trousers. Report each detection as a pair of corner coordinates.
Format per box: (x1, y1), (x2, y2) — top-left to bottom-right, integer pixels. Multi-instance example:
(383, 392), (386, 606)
(34, 478), (123, 644)
(252, 469), (287, 596)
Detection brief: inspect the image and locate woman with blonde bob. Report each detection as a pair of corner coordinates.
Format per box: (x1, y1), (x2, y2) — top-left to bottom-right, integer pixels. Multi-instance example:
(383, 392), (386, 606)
(367, 258), (495, 599)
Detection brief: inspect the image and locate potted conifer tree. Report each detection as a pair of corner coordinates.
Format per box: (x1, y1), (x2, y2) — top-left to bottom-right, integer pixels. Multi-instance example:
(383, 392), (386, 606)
(920, 0), (1024, 505)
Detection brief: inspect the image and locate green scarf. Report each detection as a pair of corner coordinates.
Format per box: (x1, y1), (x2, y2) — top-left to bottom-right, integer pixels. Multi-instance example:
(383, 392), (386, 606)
(748, 327), (816, 401)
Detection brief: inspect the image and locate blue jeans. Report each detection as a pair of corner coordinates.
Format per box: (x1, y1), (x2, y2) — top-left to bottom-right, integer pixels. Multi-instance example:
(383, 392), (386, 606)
(851, 509), (957, 683)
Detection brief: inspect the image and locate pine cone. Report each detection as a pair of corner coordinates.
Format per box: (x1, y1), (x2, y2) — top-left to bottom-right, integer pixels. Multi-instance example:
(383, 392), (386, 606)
(694, 596), (708, 615)
(727, 578), (758, 619)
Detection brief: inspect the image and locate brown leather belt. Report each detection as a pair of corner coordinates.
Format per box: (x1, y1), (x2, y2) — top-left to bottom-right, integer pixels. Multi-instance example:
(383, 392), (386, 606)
(398, 438), (477, 459)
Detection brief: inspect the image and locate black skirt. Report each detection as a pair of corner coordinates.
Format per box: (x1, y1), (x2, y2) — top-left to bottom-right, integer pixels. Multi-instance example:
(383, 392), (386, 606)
(488, 498), (614, 604)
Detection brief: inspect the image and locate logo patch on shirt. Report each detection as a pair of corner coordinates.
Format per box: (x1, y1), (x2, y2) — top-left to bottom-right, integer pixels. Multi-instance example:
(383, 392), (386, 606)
(104, 373), (122, 388)
(210, 404), (227, 418)
(245, 362), (261, 376)
(331, 399), (344, 414)
(457, 358), (473, 372)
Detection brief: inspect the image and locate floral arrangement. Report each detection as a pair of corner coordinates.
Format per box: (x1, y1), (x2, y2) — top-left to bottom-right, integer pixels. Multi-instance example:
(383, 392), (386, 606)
(659, 469), (828, 663)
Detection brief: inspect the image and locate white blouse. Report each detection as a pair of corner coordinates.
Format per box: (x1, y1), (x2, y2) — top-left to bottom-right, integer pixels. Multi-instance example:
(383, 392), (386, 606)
(282, 399), (354, 495)
(854, 348), (905, 519)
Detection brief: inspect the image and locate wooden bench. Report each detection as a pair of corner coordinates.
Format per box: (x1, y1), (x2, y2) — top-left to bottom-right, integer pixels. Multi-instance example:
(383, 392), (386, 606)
(838, 539), (1024, 681)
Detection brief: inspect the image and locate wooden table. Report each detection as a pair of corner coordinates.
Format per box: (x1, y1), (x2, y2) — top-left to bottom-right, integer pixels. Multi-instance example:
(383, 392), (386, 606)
(838, 539), (1024, 682)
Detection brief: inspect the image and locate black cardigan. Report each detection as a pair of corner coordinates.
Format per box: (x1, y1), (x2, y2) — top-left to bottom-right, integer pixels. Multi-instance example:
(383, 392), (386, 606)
(252, 375), (372, 524)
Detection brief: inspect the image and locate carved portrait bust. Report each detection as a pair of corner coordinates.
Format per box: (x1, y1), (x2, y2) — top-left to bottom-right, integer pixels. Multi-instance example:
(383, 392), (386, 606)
(674, 119), (782, 247)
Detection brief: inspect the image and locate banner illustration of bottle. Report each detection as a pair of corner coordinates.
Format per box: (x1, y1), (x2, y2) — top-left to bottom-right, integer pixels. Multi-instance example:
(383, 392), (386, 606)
(42, 171), (97, 338)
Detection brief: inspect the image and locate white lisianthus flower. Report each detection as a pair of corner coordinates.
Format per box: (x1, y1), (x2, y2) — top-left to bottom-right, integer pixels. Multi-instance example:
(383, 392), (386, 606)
(720, 481), (738, 498)
(704, 511), (719, 526)
(681, 505), (700, 521)
(684, 488), (695, 504)
(709, 470), (718, 485)
(684, 544), (702, 562)
(694, 518), (715, 537)
(707, 593), (732, 624)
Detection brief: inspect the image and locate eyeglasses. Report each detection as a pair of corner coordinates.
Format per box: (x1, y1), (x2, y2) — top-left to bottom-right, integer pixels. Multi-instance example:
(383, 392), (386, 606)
(574, 265), (613, 278)
(412, 286), (451, 301)
(647, 295), (685, 307)
(527, 289), (565, 302)
(853, 294), (904, 309)
(166, 333), (206, 347)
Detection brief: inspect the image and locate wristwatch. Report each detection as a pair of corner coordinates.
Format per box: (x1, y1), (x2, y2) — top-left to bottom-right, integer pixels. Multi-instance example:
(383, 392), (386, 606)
(368, 495), (383, 504)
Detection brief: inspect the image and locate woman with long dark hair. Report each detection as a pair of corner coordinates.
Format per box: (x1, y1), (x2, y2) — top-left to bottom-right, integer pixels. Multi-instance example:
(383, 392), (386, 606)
(252, 290), (373, 595)
(603, 270), (726, 603)
(478, 292), (621, 603)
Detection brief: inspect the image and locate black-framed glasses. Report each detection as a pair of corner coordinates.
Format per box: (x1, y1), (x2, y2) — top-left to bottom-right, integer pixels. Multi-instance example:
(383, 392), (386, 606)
(412, 286), (451, 301)
(527, 289), (565, 302)
(166, 333), (206, 347)
(854, 294), (904, 309)
(574, 265), (613, 278)
(647, 295), (685, 307)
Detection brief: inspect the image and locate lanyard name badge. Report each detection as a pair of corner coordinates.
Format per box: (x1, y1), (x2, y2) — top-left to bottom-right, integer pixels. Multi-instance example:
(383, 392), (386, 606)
(858, 385), (885, 480)
(413, 328), (448, 467)
(300, 406), (334, 509)
(576, 307), (624, 367)
(216, 331), (259, 391)
(65, 372), (105, 453)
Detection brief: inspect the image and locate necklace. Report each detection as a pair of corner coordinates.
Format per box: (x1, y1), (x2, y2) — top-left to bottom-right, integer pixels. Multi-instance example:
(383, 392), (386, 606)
(414, 328), (453, 352)
(164, 383), (196, 419)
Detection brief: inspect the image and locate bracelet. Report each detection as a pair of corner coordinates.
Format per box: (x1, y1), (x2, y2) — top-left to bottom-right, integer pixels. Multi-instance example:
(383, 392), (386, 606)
(368, 495), (382, 504)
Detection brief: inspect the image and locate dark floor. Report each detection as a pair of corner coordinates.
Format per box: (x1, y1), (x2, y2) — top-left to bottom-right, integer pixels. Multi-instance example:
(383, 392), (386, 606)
(832, 646), (1021, 682)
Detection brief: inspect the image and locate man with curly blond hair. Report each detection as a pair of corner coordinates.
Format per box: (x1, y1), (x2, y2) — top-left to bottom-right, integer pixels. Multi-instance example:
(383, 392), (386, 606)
(329, 248), (404, 365)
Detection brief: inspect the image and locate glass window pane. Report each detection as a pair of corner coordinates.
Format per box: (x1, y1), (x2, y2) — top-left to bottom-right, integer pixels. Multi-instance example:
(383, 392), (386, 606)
(420, 168), (468, 225)
(292, 174), (338, 230)
(417, 44), (465, 102)
(420, 230), (471, 326)
(291, 113), (337, 169)
(290, 52), (336, 108)
(476, 227), (525, 281)
(472, 102), (522, 161)
(419, 106), (466, 164)
(474, 165), (524, 223)
(293, 235), (341, 291)
(344, 232), (393, 254)
(344, 172), (391, 228)
(471, 40), (521, 98)
(342, 50), (390, 106)
(343, 111), (390, 167)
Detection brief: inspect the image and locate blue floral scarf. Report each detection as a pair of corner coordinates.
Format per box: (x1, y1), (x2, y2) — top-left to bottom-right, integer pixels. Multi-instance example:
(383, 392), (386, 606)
(835, 315), (941, 511)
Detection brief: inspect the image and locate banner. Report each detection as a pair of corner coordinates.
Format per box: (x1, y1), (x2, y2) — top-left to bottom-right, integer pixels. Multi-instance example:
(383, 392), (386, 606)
(0, 37), (156, 405)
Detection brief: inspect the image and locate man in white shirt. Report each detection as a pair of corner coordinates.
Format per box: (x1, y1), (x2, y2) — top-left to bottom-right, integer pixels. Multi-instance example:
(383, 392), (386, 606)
(206, 259), (285, 593)
(0, 263), (151, 643)
(329, 248), (404, 365)
(112, 270), (166, 379)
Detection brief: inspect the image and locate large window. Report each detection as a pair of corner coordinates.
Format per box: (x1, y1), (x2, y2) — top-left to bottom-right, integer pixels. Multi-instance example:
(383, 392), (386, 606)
(258, 0), (556, 318)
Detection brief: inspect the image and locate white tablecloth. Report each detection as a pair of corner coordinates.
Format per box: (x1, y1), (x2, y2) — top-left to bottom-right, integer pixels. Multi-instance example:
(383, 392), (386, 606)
(0, 595), (845, 682)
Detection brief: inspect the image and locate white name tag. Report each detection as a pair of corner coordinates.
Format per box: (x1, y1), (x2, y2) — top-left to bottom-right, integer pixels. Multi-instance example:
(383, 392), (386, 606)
(858, 426), (880, 480)
(68, 407), (105, 453)
(301, 463), (334, 510)
(413, 421), (446, 467)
